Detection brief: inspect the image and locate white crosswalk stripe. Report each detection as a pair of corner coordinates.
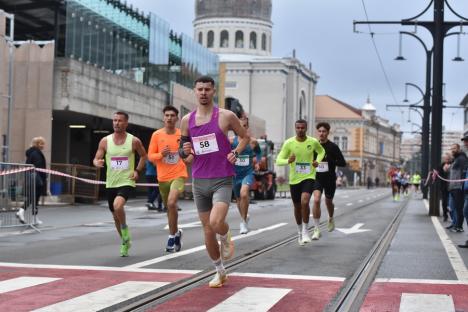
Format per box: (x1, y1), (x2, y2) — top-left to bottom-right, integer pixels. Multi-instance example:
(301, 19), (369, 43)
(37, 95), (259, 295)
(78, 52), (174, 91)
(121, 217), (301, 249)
(208, 287), (291, 312)
(0, 277), (61, 294)
(32, 281), (168, 312)
(400, 293), (455, 312)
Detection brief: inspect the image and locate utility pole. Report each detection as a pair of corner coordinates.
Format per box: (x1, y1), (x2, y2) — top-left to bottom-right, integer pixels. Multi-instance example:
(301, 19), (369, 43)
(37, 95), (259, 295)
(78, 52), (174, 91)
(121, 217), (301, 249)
(354, 0), (468, 216)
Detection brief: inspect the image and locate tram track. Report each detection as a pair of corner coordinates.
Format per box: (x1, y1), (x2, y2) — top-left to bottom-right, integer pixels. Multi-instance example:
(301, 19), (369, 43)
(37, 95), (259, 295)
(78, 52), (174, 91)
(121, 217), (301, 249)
(107, 191), (404, 312)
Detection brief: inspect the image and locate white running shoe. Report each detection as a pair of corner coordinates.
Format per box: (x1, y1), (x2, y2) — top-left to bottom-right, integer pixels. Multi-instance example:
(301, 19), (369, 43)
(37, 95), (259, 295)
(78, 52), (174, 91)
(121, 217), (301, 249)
(328, 218), (335, 232)
(220, 230), (235, 261)
(209, 270), (227, 288)
(298, 232), (305, 246)
(312, 228), (321, 240)
(34, 217), (43, 225)
(302, 230), (312, 243)
(16, 208), (25, 224)
(239, 220), (249, 234)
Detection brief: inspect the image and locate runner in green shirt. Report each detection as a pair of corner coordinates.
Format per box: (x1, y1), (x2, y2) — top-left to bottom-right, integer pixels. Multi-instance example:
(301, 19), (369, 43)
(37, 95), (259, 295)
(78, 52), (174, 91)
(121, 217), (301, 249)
(93, 111), (147, 257)
(276, 119), (325, 246)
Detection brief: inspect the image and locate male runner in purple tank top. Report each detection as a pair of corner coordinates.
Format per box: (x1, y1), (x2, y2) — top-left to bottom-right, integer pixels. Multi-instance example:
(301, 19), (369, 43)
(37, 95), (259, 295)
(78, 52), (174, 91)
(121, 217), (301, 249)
(179, 76), (249, 288)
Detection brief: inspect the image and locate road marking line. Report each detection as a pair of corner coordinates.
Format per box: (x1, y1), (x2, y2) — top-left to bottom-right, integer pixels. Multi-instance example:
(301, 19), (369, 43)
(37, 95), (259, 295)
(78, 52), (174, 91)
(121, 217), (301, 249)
(0, 262), (200, 274)
(346, 203), (353, 206)
(400, 293), (455, 312)
(0, 277), (61, 294)
(207, 287), (291, 312)
(375, 278), (468, 285)
(32, 281), (167, 312)
(231, 272), (345, 281)
(125, 223), (288, 269)
(424, 200), (468, 282)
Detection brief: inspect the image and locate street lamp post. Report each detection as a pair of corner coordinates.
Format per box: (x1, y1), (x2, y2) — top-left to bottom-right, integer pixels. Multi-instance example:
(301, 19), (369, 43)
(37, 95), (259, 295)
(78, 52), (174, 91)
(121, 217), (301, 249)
(354, 0), (468, 216)
(395, 31), (432, 200)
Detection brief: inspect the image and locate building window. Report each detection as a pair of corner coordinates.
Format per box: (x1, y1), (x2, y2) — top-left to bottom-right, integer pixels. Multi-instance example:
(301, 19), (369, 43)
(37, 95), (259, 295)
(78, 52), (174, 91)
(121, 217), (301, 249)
(198, 32), (203, 45)
(207, 30), (214, 48)
(342, 137), (348, 151)
(225, 81), (237, 88)
(334, 136), (340, 146)
(180, 105), (190, 117)
(250, 32), (257, 49)
(261, 33), (266, 50)
(235, 31), (244, 48)
(379, 142), (384, 155)
(220, 30), (229, 48)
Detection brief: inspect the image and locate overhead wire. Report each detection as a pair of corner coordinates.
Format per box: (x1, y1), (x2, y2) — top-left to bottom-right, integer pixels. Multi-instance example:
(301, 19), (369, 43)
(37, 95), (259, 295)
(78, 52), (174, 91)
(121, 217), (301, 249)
(360, 0), (399, 105)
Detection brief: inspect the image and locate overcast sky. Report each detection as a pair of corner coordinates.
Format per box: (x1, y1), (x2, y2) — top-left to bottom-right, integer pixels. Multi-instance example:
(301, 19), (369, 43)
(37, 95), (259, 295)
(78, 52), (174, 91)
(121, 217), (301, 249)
(128, 0), (468, 136)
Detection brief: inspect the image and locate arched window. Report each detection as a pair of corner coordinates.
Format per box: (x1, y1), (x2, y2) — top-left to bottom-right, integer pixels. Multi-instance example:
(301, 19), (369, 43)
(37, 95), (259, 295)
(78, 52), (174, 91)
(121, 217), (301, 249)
(198, 32), (203, 45)
(235, 31), (244, 48)
(261, 33), (267, 51)
(299, 91), (306, 120)
(220, 30), (229, 48)
(249, 32), (257, 49)
(207, 30), (214, 48)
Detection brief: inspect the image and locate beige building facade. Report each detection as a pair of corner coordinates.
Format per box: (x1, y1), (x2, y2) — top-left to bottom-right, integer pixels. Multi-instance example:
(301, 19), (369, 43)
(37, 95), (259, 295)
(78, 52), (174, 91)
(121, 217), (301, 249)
(315, 95), (402, 185)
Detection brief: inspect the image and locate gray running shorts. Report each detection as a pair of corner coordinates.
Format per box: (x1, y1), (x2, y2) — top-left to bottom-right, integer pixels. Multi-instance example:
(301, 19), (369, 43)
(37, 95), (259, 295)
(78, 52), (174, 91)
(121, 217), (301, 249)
(192, 177), (233, 212)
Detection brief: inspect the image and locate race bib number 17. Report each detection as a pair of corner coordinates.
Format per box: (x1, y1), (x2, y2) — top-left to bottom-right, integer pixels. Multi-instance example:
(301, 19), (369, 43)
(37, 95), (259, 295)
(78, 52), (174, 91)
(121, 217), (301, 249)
(192, 133), (219, 155)
(110, 156), (129, 170)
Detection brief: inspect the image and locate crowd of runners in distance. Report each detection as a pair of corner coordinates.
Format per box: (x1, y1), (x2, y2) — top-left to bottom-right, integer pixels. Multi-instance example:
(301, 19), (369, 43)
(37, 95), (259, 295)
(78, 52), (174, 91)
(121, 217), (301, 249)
(387, 167), (422, 201)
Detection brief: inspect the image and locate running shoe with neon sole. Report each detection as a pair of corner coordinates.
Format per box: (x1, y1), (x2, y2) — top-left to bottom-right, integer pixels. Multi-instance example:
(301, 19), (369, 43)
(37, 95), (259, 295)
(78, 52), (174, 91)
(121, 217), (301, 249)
(328, 218), (335, 232)
(120, 227), (131, 257)
(302, 230), (312, 243)
(120, 243), (129, 257)
(209, 270), (227, 288)
(298, 232), (305, 246)
(220, 230), (235, 261)
(312, 228), (321, 240)
(174, 229), (183, 252)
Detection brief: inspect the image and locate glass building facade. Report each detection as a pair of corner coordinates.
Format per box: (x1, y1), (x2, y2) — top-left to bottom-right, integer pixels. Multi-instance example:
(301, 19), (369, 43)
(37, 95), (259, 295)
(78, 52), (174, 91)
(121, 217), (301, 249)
(64, 0), (218, 90)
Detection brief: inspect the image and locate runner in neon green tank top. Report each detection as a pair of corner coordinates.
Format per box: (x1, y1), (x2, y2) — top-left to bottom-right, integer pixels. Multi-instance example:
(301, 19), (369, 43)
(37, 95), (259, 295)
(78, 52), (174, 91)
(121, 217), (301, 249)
(276, 119), (325, 246)
(93, 111), (147, 257)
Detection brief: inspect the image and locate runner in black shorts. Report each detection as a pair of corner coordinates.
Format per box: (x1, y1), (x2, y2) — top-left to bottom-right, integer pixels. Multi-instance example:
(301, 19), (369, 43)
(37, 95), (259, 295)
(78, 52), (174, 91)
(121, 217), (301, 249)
(276, 119), (325, 246)
(312, 122), (346, 240)
(106, 186), (134, 212)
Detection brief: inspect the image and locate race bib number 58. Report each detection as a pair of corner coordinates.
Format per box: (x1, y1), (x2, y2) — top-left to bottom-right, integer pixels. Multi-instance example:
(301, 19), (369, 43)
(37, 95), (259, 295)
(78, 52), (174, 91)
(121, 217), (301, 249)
(192, 133), (219, 155)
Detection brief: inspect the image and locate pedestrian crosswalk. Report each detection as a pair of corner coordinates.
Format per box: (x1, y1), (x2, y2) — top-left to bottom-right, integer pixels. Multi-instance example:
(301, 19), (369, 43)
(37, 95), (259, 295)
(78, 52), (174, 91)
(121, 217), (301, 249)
(0, 266), (344, 312)
(2, 266), (465, 312)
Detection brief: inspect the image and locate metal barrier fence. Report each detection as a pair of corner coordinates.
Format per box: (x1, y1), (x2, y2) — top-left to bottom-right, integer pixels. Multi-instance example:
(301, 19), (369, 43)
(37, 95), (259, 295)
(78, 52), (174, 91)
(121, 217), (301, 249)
(0, 162), (40, 232)
(49, 163), (100, 204)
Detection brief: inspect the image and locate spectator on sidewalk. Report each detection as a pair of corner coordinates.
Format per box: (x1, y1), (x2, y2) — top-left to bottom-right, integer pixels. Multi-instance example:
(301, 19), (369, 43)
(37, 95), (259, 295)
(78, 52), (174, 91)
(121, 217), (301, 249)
(440, 153), (452, 222)
(447, 143), (467, 233)
(145, 159), (163, 212)
(16, 136), (47, 225)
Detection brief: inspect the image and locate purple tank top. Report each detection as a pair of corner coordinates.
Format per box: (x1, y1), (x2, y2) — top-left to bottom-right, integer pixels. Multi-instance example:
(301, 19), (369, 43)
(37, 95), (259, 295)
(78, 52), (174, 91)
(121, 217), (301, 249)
(188, 106), (234, 178)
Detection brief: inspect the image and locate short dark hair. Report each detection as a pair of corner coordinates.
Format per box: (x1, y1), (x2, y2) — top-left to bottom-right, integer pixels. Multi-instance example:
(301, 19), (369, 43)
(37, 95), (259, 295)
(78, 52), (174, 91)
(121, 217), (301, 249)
(163, 105), (179, 116)
(295, 119), (308, 127)
(114, 111), (129, 120)
(316, 122), (330, 131)
(194, 75), (215, 87)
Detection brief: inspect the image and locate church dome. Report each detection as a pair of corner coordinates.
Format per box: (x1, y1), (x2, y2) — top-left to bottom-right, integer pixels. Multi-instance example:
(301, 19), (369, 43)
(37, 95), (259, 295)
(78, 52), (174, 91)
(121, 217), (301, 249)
(195, 0), (272, 22)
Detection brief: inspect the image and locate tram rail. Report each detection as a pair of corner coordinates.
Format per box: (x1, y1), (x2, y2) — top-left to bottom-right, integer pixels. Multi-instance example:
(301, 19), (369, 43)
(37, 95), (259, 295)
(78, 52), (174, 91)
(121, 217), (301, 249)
(108, 192), (406, 312)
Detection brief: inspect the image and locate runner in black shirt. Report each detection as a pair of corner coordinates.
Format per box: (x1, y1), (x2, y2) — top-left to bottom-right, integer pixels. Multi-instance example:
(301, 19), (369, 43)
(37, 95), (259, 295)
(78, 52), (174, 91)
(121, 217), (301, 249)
(312, 122), (346, 240)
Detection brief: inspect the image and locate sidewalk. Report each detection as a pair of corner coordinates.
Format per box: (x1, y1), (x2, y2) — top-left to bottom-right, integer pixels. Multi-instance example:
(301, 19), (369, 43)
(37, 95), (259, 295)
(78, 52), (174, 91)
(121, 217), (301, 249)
(361, 196), (468, 311)
(0, 197), (199, 234)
